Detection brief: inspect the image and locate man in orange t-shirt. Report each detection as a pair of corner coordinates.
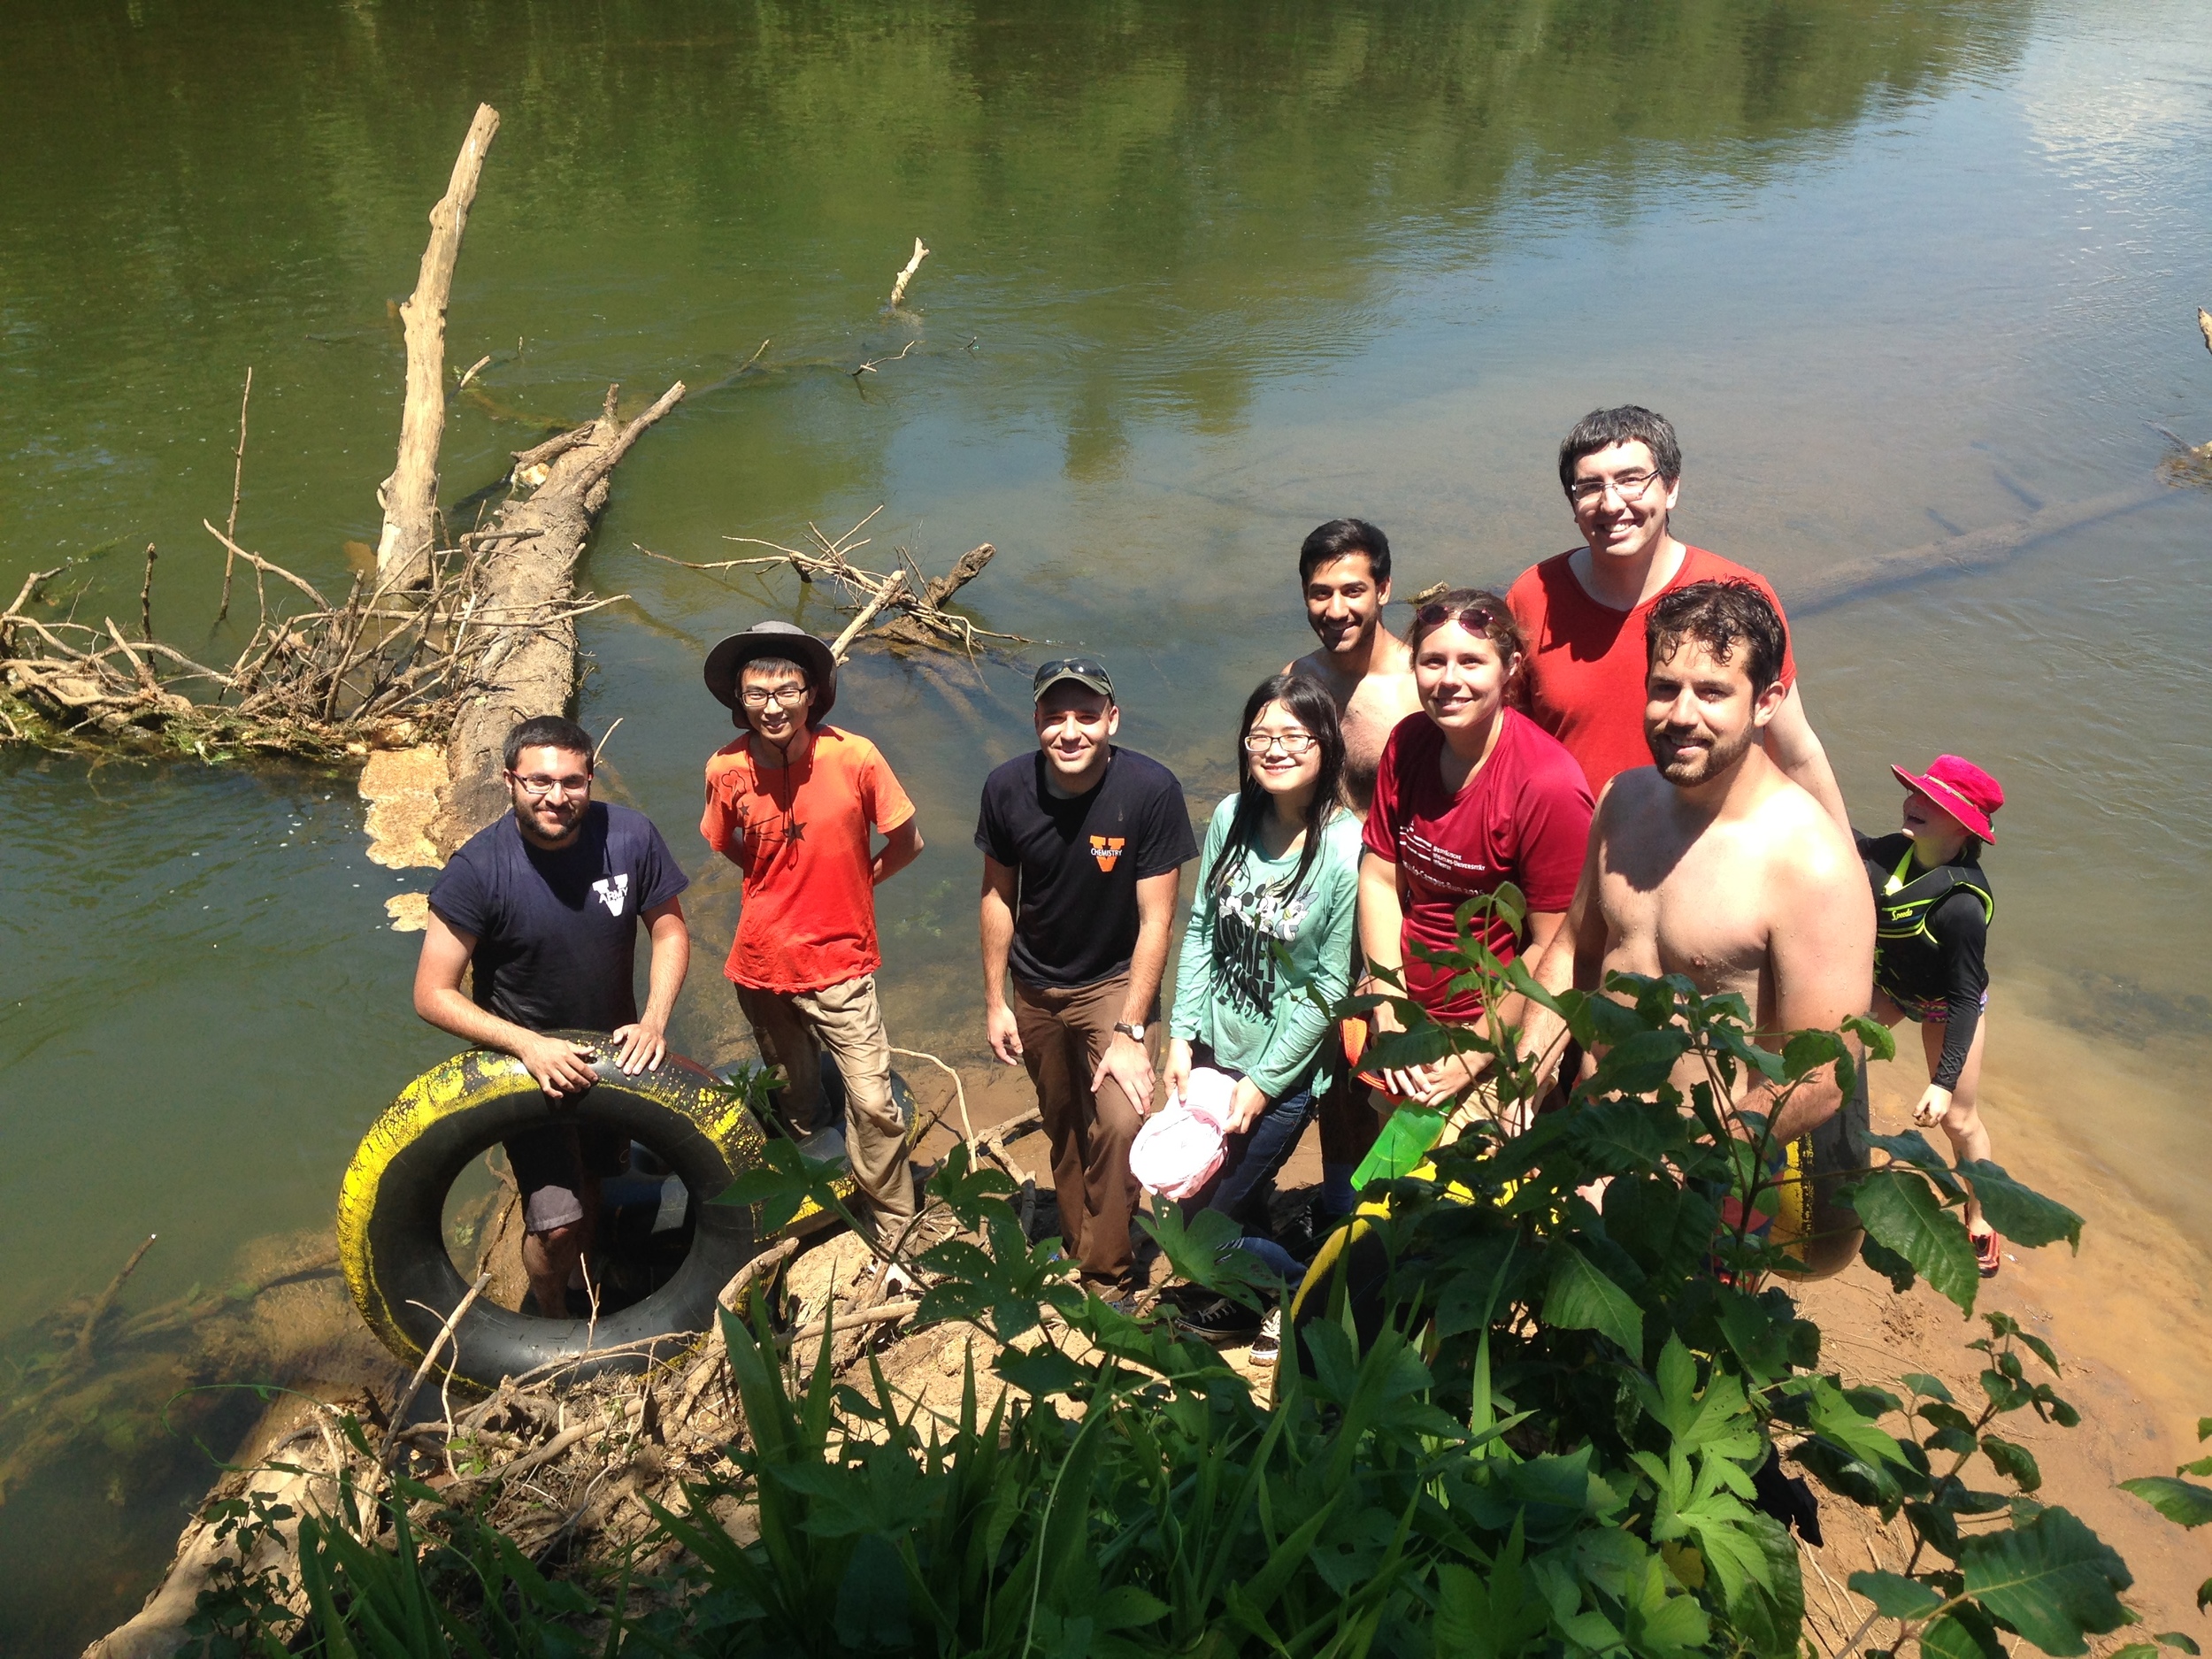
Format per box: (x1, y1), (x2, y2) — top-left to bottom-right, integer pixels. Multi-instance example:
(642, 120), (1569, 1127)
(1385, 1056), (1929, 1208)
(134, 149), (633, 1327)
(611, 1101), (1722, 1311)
(1506, 405), (1848, 826)
(701, 621), (924, 1248)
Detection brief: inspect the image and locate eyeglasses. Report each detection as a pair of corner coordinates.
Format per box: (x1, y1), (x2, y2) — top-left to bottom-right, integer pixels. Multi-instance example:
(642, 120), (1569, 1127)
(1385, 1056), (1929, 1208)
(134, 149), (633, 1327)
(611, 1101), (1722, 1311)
(1414, 601), (1506, 634)
(740, 684), (810, 708)
(1243, 730), (1317, 756)
(510, 772), (591, 798)
(1567, 470), (1663, 505)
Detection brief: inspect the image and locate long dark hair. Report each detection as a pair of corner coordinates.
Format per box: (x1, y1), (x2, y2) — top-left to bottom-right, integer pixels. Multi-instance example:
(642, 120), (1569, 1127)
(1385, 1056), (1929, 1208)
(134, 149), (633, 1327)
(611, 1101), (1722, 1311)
(1211, 673), (1345, 903)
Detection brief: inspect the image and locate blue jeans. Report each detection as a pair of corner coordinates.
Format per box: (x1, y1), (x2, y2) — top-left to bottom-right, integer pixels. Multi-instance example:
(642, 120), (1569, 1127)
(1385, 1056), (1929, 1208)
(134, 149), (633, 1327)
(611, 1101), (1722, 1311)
(1227, 1234), (1307, 1290)
(1189, 1061), (1314, 1231)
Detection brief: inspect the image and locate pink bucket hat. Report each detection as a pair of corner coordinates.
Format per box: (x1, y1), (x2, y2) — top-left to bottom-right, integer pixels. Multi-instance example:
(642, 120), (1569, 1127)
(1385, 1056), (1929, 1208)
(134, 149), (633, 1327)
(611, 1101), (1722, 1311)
(1893, 754), (2005, 844)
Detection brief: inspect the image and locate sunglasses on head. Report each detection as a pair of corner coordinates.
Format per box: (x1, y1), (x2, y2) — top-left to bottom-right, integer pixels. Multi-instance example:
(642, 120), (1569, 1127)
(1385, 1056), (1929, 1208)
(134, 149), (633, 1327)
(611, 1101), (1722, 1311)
(1414, 601), (1504, 634)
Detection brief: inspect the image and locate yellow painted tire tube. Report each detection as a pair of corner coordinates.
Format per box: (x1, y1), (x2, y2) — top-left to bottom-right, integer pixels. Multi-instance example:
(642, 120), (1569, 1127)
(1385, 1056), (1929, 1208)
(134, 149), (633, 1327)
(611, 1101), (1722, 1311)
(341, 1036), (844, 1391)
(1762, 1061), (1870, 1280)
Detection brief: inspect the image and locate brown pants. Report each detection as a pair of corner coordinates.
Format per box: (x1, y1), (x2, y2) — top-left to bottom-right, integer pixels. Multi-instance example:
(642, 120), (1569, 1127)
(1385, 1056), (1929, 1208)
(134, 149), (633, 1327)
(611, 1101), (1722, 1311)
(735, 975), (917, 1248)
(1012, 974), (1150, 1289)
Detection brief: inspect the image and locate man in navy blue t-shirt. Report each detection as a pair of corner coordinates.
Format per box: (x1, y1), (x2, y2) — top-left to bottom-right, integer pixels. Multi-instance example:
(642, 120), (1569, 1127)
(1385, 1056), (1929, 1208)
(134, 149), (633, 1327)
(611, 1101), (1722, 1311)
(414, 715), (690, 1317)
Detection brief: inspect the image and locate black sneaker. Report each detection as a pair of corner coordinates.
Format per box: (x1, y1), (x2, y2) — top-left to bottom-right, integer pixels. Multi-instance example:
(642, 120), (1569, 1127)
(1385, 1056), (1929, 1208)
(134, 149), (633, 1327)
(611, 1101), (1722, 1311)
(1174, 1294), (1263, 1343)
(1271, 1201), (1337, 1266)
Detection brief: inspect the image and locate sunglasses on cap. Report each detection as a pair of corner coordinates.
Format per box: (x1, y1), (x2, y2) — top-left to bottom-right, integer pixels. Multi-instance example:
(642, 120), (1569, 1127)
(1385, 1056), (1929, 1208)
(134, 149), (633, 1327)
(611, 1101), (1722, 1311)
(1414, 600), (1506, 634)
(1032, 656), (1115, 700)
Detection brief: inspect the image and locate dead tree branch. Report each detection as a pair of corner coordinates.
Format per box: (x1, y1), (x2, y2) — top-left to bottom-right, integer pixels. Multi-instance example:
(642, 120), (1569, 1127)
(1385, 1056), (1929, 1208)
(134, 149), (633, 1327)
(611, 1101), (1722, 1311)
(888, 237), (930, 310)
(377, 104), (502, 588)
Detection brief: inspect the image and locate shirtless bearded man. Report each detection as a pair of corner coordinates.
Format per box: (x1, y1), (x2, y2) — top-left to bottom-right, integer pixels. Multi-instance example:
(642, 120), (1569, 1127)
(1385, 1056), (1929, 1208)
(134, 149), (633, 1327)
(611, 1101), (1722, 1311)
(1551, 580), (1872, 1141)
(1286, 518), (1422, 816)
(1286, 518), (1423, 1224)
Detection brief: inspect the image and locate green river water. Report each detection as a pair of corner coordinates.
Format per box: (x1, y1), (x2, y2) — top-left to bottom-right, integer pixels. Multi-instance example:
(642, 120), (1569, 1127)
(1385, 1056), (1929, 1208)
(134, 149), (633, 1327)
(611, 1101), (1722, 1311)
(3, 0), (2210, 1644)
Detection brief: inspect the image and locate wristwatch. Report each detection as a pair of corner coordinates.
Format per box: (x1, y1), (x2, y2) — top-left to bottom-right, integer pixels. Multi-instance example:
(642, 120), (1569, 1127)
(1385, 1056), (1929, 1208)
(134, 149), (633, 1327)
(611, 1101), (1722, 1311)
(1111, 1021), (1148, 1042)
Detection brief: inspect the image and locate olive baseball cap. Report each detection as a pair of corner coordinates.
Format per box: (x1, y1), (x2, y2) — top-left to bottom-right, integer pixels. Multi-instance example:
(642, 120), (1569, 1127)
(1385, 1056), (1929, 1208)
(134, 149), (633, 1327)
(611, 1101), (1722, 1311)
(1032, 656), (1115, 703)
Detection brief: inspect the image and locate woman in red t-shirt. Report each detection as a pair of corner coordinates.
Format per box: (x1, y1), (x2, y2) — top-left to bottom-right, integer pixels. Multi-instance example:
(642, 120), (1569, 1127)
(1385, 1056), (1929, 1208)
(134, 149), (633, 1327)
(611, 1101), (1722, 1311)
(1358, 588), (1594, 1109)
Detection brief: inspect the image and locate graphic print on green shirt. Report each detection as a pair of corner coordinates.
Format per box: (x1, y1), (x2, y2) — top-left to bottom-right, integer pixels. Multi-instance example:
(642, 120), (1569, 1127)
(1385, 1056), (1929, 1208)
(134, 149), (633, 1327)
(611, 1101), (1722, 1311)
(1169, 799), (1363, 1102)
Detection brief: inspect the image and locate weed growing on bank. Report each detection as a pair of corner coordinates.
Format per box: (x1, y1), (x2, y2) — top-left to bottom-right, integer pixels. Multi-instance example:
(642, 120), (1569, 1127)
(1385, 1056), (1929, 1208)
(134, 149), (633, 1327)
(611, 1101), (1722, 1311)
(187, 891), (2206, 1658)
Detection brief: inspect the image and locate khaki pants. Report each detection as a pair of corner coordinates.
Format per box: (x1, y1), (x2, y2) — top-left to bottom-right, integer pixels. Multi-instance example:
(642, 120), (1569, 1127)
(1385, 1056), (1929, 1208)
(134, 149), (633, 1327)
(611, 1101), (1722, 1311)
(1012, 973), (1151, 1290)
(735, 975), (916, 1247)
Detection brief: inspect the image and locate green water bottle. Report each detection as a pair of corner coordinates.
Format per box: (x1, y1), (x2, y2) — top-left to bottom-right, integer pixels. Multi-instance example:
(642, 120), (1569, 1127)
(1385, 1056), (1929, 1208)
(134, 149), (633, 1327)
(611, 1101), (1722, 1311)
(1349, 1103), (1449, 1189)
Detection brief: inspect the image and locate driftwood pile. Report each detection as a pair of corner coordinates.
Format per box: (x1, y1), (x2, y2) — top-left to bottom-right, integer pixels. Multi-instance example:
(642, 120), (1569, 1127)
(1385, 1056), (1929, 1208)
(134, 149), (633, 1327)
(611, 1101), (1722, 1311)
(642, 505), (1021, 666)
(0, 517), (626, 764)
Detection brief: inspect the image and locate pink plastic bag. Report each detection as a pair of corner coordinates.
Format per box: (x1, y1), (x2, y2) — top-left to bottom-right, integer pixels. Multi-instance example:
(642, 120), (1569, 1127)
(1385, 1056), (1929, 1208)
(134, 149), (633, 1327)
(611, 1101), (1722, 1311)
(1129, 1066), (1235, 1201)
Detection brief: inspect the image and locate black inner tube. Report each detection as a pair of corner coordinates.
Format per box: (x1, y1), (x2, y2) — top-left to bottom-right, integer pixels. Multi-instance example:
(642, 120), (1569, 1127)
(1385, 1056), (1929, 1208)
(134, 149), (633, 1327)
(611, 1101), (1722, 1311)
(351, 1048), (759, 1391)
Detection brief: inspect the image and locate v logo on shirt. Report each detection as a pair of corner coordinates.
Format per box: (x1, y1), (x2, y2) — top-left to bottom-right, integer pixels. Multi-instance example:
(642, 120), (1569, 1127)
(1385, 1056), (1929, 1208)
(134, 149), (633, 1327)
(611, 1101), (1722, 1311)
(591, 873), (631, 917)
(1088, 835), (1125, 872)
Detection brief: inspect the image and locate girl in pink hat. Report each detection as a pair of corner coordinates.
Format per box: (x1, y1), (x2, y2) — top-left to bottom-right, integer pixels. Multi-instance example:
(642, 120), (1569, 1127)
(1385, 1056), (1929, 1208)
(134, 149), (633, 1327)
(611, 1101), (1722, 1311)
(1855, 755), (2005, 1276)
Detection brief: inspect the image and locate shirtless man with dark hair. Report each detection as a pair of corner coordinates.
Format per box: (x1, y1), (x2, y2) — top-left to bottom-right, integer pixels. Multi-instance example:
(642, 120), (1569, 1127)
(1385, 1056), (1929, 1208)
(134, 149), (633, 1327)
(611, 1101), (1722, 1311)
(1286, 518), (1422, 815)
(1536, 580), (1872, 1140)
(1285, 518), (1424, 1225)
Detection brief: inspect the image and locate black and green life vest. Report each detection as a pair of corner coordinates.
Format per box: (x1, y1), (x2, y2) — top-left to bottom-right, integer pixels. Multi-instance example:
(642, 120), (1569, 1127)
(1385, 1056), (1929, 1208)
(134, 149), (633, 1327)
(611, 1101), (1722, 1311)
(1870, 846), (1993, 949)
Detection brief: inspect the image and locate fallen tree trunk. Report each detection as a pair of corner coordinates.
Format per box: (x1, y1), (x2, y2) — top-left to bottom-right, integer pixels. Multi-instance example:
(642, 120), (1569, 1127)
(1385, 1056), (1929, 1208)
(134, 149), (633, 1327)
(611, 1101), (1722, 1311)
(431, 380), (685, 855)
(377, 104), (502, 588)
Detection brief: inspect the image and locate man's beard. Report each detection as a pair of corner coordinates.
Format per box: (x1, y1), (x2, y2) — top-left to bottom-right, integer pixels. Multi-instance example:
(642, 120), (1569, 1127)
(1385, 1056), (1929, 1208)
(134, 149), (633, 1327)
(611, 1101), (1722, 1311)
(1647, 719), (1756, 787)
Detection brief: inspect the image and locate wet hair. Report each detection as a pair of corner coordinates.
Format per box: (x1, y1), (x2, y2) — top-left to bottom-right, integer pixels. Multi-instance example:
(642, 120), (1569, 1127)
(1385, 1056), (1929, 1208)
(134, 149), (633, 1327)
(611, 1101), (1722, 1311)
(1298, 518), (1392, 587)
(1557, 405), (1684, 492)
(1406, 587), (1524, 664)
(738, 655), (810, 687)
(1646, 580), (1787, 694)
(503, 714), (595, 772)
(1211, 673), (1345, 905)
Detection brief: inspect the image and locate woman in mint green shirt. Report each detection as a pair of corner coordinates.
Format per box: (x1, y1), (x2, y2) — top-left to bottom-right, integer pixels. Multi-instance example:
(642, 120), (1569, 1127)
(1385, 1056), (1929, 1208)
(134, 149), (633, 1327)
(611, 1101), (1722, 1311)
(1165, 673), (1363, 1241)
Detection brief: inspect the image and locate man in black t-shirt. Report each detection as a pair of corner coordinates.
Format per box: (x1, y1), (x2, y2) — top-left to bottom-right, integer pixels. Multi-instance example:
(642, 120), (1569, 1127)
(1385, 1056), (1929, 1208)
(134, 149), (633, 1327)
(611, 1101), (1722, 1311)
(415, 715), (691, 1317)
(976, 658), (1196, 1294)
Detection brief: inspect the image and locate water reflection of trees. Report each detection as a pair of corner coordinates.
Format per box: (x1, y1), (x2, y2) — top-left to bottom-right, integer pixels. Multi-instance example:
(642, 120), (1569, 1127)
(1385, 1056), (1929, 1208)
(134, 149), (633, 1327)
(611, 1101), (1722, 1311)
(6, 0), (2026, 463)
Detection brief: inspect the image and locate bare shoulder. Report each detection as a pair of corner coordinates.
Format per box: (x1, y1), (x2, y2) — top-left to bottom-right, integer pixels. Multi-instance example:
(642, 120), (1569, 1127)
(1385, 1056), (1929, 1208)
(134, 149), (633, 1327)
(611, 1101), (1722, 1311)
(1592, 766), (1664, 837)
(1286, 649), (1328, 681)
(1754, 775), (1862, 890)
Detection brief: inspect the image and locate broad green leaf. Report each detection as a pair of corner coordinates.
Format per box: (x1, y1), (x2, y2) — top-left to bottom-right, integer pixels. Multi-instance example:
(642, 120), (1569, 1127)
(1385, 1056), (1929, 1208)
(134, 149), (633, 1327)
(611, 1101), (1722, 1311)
(1093, 1585), (1170, 1632)
(1956, 1162), (2084, 1251)
(1780, 1027), (1848, 1084)
(1921, 1602), (2008, 1659)
(2119, 1476), (2212, 1529)
(995, 1345), (1087, 1397)
(1903, 1372), (1955, 1403)
(1843, 1169), (1980, 1314)
(2157, 1633), (2202, 1655)
(1596, 1027), (1694, 1094)
(1544, 1243), (1644, 1356)
(1959, 1504), (2132, 1655)
(1982, 1434), (2042, 1493)
(1807, 1377), (1909, 1469)
(1847, 1570), (1945, 1619)
(1139, 1201), (1271, 1307)
(1864, 1129), (1966, 1202)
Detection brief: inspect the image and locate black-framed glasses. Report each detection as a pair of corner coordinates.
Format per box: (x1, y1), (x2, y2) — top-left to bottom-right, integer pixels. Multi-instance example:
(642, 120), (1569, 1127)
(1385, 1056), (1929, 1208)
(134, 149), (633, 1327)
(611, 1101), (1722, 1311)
(740, 684), (811, 709)
(1414, 601), (1505, 634)
(1566, 470), (1663, 505)
(1242, 729), (1317, 756)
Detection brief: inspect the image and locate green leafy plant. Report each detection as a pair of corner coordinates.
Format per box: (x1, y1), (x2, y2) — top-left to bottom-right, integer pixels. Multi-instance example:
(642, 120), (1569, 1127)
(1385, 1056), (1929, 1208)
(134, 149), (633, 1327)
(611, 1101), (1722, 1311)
(259, 888), (2165, 1655)
(2121, 1415), (2212, 1617)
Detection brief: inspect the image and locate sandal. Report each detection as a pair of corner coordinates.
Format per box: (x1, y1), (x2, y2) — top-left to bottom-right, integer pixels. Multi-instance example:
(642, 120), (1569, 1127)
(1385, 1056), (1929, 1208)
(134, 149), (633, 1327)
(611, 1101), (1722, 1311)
(1972, 1228), (2002, 1279)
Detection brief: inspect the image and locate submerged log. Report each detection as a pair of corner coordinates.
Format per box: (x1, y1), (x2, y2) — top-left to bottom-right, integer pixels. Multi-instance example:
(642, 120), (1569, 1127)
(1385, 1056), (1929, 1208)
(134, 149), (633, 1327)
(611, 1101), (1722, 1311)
(431, 380), (685, 855)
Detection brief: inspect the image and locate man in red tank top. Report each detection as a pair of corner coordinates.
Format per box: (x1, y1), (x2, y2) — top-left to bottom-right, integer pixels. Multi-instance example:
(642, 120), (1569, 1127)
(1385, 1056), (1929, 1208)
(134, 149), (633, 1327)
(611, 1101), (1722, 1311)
(1505, 406), (1848, 826)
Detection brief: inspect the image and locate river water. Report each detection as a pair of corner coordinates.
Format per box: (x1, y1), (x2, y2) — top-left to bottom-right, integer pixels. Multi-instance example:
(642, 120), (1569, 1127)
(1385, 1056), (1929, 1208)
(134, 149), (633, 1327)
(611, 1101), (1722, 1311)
(4, 0), (2209, 1643)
